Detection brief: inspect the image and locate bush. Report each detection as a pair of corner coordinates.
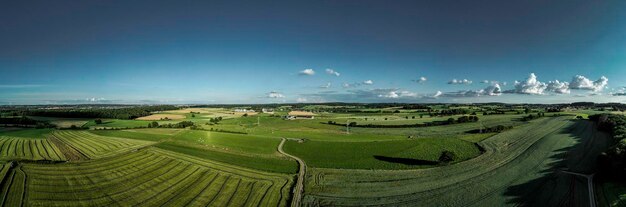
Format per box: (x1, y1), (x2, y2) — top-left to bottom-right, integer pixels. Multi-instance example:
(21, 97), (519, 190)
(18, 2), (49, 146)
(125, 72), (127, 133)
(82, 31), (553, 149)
(439, 151), (457, 163)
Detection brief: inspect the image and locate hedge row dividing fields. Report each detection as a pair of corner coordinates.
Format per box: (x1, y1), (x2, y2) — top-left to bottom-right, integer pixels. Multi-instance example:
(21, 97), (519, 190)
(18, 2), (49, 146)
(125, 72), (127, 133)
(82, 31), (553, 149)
(302, 116), (596, 206)
(51, 131), (153, 159)
(0, 137), (65, 161)
(4, 147), (292, 207)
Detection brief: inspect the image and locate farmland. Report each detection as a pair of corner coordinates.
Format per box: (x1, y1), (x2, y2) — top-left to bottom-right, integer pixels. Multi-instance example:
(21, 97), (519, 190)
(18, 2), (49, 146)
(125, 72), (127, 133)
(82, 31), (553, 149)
(0, 103), (624, 206)
(5, 148), (293, 206)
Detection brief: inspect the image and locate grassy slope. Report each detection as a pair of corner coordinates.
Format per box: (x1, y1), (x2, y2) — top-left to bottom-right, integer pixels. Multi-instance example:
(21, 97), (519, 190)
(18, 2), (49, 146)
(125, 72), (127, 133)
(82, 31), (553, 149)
(155, 141), (297, 174)
(12, 148), (293, 207)
(284, 138), (481, 169)
(302, 116), (610, 206)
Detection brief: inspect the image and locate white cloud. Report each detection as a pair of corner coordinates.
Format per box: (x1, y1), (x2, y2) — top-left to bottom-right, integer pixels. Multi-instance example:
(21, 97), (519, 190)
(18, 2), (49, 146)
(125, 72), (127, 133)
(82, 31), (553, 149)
(506, 73), (547, 95)
(546, 80), (570, 94)
(299, 69), (315, 76)
(363, 80), (374, 85)
(412, 77), (427, 84)
(570, 75), (608, 92)
(440, 84), (502, 97)
(481, 80), (490, 84)
(325, 68), (340, 76)
(267, 91), (285, 98)
(320, 82), (331, 88)
(342, 83), (354, 88)
(87, 97), (106, 102)
(448, 79), (473, 85)
(432, 91), (443, 98)
(378, 90), (419, 99)
(296, 97), (308, 102)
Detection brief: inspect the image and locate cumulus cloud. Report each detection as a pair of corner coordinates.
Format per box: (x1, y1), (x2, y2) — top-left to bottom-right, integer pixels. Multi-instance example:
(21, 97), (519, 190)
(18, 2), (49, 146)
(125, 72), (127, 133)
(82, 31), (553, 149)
(569, 75), (608, 92)
(267, 91), (285, 98)
(546, 80), (570, 94)
(320, 82), (331, 89)
(505, 73), (609, 95)
(412, 77), (427, 84)
(505, 73), (547, 95)
(299, 69), (315, 76)
(440, 84), (502, 97)
(431, 91), (443, 98)
(363, 80), (374, 85)
(378, 90), (418, 99)
(448, 79), (473, 85)
(325, 68), (340, 76)
(87, 97), (107, 102)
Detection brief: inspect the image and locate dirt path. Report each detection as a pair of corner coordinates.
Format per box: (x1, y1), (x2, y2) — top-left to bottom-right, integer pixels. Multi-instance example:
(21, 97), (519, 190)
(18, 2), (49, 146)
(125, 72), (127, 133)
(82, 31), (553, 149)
(278, 138), (306, 207)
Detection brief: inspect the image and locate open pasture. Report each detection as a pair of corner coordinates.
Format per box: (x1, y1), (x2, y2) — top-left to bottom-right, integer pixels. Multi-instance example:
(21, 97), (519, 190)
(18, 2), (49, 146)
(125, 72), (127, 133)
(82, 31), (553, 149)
(284, 137), (481, 169)
(0, 136), (65, 161)
(302, 117), (606, 206)
(1, 148), (293, 207)
(52, 131), (153, 159)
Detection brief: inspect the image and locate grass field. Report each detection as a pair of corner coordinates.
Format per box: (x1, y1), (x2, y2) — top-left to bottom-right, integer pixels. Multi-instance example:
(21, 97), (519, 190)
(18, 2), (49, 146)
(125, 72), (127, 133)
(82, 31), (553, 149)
(51, 131), (153, 159)
(301, 116), (610, 206)
(284, 137), (482, 169)
(0, 136), (66, 161)
(0, 148), (294, 207)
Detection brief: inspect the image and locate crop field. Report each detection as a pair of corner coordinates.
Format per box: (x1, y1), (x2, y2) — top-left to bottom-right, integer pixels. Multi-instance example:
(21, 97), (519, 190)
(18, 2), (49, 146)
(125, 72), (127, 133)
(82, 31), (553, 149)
(0, 148), (293, 207)
(0, 136), (66, 161)
(136, 114), (186, 120)
(51, 131), (153, 159)
(301, 116), (610, 206)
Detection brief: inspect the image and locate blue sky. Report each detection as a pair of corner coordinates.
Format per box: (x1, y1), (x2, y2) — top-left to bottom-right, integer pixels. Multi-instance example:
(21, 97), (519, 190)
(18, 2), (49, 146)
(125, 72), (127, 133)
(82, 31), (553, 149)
(1, 0), (626, 104)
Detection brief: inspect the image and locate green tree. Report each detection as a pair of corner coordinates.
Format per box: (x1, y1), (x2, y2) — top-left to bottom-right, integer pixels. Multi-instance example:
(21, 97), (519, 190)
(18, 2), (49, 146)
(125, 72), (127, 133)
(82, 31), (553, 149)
(94, 119), (102, 124)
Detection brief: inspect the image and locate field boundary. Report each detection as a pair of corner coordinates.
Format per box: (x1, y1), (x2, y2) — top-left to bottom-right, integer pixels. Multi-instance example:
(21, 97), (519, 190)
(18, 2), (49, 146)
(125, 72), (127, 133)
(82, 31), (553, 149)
(278, 138), (306, 207)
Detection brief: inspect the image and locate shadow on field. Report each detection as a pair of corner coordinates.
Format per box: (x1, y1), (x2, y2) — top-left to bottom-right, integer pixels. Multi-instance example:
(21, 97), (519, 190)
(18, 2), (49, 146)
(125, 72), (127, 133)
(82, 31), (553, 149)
(373, 155), (439, 165)
(503, 120), (611, 207)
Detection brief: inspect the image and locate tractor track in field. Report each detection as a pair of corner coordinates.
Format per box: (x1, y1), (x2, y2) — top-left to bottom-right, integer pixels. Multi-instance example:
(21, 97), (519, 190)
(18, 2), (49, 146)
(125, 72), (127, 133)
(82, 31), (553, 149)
(278, 138), (306, 207)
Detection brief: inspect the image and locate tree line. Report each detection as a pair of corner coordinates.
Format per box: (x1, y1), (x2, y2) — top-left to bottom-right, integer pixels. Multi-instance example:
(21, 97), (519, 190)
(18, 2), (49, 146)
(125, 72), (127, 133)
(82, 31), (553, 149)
(325, 116), (479, 128)
(590, 114), (626, 181)
(17, 105), (178, 120)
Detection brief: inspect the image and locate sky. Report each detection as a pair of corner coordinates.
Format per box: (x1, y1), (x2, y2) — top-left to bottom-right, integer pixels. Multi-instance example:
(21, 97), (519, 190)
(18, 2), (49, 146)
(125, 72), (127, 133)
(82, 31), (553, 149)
(1, 0), (626, 104)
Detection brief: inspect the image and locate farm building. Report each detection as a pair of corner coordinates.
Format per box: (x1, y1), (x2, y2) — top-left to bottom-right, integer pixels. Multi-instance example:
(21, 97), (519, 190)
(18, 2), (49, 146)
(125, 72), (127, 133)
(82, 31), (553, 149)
(233, 108), (255, 113)
(285, 111), (316, 120)
(262, 108), (275, 114)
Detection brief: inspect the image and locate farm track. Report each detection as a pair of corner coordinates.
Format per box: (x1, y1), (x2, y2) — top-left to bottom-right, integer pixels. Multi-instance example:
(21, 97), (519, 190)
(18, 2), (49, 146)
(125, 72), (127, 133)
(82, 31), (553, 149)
(278, 138), (306, 207)
(303, 117), (603, 206)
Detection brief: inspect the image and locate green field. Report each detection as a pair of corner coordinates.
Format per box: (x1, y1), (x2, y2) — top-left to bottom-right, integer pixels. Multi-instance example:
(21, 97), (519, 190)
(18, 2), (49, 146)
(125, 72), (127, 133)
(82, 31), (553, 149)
(284, 137), (481, 169)
(0, 136), (66, 161)
(0, 105), (620, 206)
(301, 117), (610, 206)
(51, 131), (153, 159)
(1, 148), (293, 206)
